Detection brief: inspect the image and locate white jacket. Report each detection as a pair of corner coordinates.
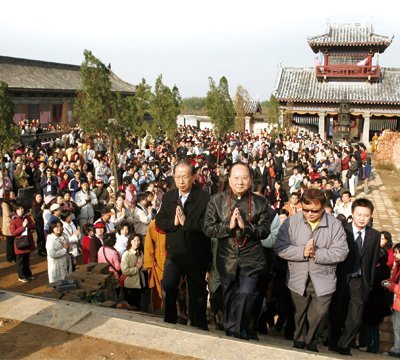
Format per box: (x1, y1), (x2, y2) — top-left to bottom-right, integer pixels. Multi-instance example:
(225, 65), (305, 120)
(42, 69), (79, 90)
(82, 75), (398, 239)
(46, 233), (71, 283)
(133, 205), (152, 236)
(62, 220), (81, 257)
(75, 190), (98, 220)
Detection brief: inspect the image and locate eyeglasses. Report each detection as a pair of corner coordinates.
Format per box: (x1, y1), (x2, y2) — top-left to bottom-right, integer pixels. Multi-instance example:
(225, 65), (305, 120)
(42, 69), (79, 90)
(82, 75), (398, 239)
(302, 208), (323, 214)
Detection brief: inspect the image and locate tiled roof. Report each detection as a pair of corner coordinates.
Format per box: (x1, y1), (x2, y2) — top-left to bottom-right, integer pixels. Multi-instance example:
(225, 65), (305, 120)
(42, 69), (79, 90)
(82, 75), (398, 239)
(308, 23), (393, 52)
(0, 56), (135, 94)
(273, 66), (400, 105)
(244, 100), (262, 115)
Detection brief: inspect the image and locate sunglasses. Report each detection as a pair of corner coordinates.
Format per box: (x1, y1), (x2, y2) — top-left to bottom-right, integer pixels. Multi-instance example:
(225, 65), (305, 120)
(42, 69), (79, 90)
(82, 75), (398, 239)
(302, 208), (323, 214)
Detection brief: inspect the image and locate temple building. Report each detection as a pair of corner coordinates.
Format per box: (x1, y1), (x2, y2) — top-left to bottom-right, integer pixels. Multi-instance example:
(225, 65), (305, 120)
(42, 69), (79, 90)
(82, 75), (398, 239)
(273, 23), (400, 145)
(0, 55), (135, 124)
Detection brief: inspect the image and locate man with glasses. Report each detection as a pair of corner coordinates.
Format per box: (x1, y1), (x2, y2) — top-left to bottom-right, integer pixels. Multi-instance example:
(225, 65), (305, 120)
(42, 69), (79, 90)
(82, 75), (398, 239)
(275, 189), (348, 352)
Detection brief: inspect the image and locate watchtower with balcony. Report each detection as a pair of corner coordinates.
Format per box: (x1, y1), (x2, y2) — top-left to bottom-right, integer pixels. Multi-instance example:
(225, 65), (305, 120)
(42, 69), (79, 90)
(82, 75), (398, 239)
(308, 23), (393, 82)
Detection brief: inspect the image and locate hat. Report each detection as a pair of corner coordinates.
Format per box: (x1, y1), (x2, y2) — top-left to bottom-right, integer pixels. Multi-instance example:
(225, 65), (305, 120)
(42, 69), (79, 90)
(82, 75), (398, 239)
(93, 221), (106, 229)
(44, 195), (56, 205)
(96, 178), (104, 185)
(101, 208), (113, 216)
(109, 176), (115, 181)
(50, 204), (61, 212)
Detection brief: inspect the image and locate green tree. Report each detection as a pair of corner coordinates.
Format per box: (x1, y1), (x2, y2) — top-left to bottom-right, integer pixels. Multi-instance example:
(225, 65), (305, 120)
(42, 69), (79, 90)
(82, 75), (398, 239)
(149, 75), (181, 140)
(234, 85), (250, 132)
(205, 76), (235, 139)
(267, 94), (280, 126)
(124, 78), (153, 138)
(181, 97), (207, 114)
(74, 50), (133, 189)
(0, 81), (19, 155)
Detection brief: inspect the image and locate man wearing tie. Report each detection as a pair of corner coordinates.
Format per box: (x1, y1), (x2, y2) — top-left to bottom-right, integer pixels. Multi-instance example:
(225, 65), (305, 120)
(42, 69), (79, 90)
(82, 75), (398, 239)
(329, 198), (380, 356)
(156, 160), (211, 330)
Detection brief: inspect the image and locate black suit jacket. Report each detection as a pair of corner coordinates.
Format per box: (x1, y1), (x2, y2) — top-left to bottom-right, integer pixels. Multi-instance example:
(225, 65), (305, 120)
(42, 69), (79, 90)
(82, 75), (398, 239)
(253, 166), (270, 189)
(155, 184), (211, 271)
(336, 222), (380, 301)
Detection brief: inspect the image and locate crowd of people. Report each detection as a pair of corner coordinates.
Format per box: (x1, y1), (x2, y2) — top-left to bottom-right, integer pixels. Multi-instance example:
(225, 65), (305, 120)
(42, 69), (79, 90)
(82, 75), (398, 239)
(0, 124), (398, 357)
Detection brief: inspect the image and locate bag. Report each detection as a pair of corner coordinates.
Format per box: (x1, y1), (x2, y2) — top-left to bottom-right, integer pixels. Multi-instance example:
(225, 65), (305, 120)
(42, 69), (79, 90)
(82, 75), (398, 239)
(119, 274), (127, 287)
(15, 236), (29, 250)
(346, 170), (353, 179)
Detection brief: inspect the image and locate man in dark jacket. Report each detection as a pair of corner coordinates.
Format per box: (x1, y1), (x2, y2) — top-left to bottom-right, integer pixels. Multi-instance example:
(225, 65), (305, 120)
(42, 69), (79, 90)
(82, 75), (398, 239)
(204, 162), (270, 340)
(329, 198), (380, 356)
(156, 160), (211, 330)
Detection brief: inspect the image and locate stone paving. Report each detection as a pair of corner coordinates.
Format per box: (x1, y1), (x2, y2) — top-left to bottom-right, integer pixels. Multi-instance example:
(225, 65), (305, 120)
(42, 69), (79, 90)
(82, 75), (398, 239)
(356, 169), (400, 243)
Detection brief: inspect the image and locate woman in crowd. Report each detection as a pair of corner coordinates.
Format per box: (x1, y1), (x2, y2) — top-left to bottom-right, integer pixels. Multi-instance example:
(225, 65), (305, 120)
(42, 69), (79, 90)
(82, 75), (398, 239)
(46, 220), (71, 283)
(121, 233), (144, 309)
(97, 232), (121, 296)
(89, 221), (106, 263)
(115, 223), (131, 257)
(81, 223), (94, 264)
(60, 210), (81, 269)
(110, 194), (134, 228)
(31, 192), (46, 256)
(268, 181), (288, 211)
(2, 191), (16, 263)
(10, 203), (36, 283)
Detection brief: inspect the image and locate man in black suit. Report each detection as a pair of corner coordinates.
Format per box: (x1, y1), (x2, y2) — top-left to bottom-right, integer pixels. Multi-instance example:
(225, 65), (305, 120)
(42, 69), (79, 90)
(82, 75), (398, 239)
(329, 198), (380, 356)
(156, 160), (211, 330)
(253, 158), (269, 193)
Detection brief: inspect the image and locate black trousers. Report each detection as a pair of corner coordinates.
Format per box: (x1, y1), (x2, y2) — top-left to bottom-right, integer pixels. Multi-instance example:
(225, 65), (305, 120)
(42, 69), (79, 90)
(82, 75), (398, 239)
(162, 259), (208, 328)
(330, 277), (365, 349)
(123, 287), (142, 309)
(36, 225), (46, 255)
(6, 236), (16, 262)
(220, 268), (260, 334)
(290, 278), (332, 345)
(16, 253), (32, 279)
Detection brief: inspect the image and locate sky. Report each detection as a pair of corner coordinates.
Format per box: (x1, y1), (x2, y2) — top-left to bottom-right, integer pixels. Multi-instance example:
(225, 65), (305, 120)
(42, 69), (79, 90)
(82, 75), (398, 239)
(2, 0), (400, 101)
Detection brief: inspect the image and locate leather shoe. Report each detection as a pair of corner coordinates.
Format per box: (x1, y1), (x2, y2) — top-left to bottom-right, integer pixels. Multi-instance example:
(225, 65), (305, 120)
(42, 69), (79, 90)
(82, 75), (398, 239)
(293, 341), (305, 349)
(239, 329), (249, 341)
(248, 332), (259, 341)
(225, 329), (238, 338)
(336, 347), (352, 356)
(305, 343), (319, 352)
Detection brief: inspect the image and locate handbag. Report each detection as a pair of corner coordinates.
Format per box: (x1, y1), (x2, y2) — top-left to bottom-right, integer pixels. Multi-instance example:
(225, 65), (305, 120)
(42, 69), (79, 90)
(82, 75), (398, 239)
(119, 274), (127, 287)
(15, 236), (29, 250)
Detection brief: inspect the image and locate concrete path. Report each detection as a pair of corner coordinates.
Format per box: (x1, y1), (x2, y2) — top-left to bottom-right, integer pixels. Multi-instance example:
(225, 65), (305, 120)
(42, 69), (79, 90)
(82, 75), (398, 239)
(356, 170), (400, 243)
(0, 291), (386, 359)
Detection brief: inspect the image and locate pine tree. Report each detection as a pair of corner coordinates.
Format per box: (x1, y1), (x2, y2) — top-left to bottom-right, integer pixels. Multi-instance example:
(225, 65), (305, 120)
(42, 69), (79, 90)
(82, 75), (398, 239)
(234, 85), (250, 132)
(206, 76), (235, 139)
(150, 75), (181, 141)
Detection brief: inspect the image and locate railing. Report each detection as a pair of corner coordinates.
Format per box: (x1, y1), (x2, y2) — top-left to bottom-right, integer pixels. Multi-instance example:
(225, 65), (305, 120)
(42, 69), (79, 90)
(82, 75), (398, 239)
(316, 65), (381, 79)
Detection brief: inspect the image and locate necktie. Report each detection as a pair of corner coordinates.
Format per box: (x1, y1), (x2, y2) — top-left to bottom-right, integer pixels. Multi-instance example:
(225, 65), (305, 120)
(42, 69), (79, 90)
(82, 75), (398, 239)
(352, 231), (362, 276)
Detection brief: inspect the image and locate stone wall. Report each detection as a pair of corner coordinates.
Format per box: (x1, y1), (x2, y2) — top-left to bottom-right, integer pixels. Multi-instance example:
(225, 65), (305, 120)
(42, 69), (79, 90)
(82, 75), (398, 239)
(375, 130), (400, 169)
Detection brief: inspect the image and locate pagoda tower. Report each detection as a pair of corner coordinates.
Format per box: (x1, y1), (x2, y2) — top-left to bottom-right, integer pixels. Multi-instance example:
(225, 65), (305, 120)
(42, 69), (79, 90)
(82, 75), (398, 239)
(274, 23), (400, 145)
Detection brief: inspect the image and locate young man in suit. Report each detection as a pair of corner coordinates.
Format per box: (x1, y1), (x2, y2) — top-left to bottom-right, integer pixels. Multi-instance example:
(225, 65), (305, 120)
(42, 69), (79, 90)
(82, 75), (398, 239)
(156, 160), (211, 330)
(329, 198), (380, 356)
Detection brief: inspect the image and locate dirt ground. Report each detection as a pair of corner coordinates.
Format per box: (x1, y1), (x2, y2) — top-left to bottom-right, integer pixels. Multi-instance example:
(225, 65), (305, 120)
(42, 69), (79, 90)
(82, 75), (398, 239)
(378, 170), (400, 214)
(0, 247), (196, 360)
(0, 318), (196, 360)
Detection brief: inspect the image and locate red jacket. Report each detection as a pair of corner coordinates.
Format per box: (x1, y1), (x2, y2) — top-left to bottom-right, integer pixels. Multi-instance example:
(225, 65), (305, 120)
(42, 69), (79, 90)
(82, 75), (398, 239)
(388, 262), (400, 311)
(341, 155), (350, 170)
(10, 215), (36, 255)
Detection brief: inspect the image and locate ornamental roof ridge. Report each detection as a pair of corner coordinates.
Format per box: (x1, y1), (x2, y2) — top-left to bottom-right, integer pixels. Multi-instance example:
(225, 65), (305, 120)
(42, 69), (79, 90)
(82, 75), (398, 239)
(307, 23), (393, 52)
